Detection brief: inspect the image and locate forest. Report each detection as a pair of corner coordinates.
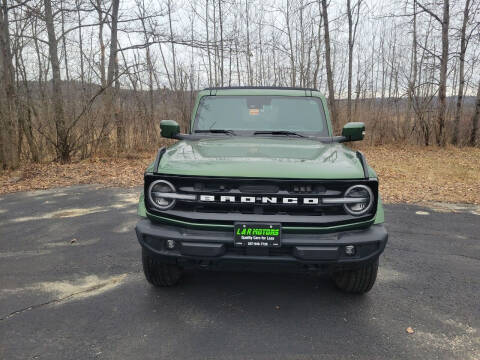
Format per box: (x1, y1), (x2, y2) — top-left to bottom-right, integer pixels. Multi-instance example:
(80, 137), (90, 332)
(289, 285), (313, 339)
(0, 0), (480, 169)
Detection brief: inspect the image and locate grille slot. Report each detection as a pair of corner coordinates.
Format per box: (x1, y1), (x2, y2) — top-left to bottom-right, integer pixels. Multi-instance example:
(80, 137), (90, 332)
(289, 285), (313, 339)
(239, 185), (279, 193)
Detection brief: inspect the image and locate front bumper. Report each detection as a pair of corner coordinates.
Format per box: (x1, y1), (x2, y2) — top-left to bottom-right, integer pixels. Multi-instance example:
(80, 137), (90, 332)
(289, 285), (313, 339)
(135, 219), (388, 272)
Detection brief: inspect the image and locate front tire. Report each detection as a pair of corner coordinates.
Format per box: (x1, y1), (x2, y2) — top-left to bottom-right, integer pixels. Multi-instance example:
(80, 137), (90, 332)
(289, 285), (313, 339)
(332, 259), (378, 294)
(142, 249), (183, 287)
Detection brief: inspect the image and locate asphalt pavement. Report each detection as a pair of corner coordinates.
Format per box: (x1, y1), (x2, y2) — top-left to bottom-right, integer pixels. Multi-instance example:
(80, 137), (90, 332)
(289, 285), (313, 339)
(0, 185), (479, 360)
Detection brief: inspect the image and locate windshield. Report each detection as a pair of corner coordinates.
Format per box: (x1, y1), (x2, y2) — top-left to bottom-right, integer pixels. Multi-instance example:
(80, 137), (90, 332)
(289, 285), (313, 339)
(193, 95), (329, 136)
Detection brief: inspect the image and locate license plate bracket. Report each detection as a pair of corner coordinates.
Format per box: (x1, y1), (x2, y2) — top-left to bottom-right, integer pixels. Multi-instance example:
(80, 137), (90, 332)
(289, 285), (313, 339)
(234, 223), (281, 247)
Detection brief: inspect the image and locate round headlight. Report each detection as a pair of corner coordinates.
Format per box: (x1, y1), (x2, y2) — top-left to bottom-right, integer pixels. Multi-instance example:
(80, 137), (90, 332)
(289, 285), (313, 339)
(148, 180), (176, 210)
(343, 185), (373, 216)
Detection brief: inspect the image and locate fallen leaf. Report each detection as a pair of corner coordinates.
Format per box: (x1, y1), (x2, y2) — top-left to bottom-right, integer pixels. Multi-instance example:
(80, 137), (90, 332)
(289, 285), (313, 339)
(1, 146), (479, 205)
(406, 327), (414, 334)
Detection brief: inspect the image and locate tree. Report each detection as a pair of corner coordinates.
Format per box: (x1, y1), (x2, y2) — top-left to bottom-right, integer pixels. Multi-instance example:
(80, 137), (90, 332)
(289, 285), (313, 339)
(167, 0), (177, 89)
(105, 0), (121, 150)
(321, 0), (336, 127)
(346, 0), (361, 123)
(452, 0), (471, 145)
(0, 0), (19, 168)
(470, 81), (480, 146)
(418, 0), (450, 146)
(44, 0), (70, 162)
(437, 0), (450, 146)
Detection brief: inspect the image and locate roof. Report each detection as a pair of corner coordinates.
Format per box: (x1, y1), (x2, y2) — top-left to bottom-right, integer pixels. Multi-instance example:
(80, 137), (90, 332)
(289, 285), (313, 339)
(199, 87), (324, 98)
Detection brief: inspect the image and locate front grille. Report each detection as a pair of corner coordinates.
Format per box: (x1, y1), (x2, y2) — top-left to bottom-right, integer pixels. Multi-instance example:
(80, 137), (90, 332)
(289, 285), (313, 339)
(177, 201), (345, 216)
(145, 175), (378, 227)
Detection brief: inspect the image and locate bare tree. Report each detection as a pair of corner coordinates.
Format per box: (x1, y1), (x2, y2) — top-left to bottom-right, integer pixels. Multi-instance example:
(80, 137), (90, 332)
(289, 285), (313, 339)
(44, 0), (70, 162)
(167, 0), (177, 89)
(218, 0), (224, 86)
(205, 0), (212, 86)
(470, 80), (480, 146)
(452, 0), (472, 145)
(245, 0), (253, 86)
(0, 0), (19, 168)
(346, 0), (361, 123)
(321, 0), (336, 126)
(104, 0), (121, 150)
(417, 1), (450, 146)
(285, 0), (296, 86)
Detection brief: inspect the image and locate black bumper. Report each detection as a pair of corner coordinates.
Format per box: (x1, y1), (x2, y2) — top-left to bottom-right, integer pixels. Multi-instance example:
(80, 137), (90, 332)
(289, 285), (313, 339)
(135, 219), (387, 272)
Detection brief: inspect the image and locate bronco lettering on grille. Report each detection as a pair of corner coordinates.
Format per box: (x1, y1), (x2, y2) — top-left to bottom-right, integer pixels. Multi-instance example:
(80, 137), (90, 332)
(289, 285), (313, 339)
(199, 194), (320, 205)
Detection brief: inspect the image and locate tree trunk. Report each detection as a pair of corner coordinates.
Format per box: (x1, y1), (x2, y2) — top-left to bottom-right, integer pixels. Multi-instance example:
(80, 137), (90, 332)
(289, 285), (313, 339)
(44, 0), (70, 162)
(469, 81), (480, 146)
(105, 0), (120, 151)
(452, 0), (470, 145)
(167, 0), (177, 89)
(245, 0), (253, 86)
(286, 0), (296, 87)
(96, 0), (106, 88)
(312, 10), (322, 89)
(16, 47), (40, 162)
(436, 0), (449, 146)
(347, 0), (357, 123)
(408, 0), (418, 140)
(218, 0), (224, 86)
(205, 0), (212, 86)
(321, 0), (336, 127)
(0, 0), (19, 169)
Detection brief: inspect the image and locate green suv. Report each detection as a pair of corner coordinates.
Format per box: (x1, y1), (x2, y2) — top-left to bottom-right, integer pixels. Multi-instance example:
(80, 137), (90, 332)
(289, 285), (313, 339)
(135, 87), (387, 294)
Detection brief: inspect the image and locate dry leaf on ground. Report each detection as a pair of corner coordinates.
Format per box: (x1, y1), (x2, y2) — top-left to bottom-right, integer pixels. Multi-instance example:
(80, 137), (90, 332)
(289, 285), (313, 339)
(1, 146), (479, 205)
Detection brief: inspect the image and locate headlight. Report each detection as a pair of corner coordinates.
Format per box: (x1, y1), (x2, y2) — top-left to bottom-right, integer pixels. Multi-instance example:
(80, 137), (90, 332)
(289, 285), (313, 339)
(343, 185), (373, 216)
(148, 180), (176, 210)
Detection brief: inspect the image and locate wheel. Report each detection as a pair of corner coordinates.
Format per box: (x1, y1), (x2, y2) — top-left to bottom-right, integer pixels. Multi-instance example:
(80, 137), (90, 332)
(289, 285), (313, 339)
(332, 259), (379, 294)
(142, 249), (183, 287)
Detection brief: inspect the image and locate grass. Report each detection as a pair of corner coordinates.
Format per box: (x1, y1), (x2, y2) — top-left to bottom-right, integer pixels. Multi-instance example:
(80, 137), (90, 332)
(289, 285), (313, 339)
(1, 145), (479, 205)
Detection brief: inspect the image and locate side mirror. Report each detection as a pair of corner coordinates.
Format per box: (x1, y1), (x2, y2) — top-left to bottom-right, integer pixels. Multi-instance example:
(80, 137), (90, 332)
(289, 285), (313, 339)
(341, 122), (365, 142)
(160, 120), (180, 139)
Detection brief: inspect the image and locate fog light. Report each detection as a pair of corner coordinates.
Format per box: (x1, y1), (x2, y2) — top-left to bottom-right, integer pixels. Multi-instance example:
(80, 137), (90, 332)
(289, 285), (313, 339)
(166, 239), (176, 249)
(345, 245), (356, 256)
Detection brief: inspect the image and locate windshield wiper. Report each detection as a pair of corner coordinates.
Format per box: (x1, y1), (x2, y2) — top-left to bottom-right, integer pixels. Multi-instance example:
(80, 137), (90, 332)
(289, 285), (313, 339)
(195, 129), (236, 135)
(254, 130), (306, 138)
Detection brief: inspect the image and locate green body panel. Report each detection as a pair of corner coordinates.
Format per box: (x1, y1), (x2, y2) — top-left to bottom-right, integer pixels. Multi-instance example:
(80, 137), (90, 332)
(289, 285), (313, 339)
(145, 162), (155, 173)
(137, 193), (146, 217)
(156, 137), (366, 179)
(374, 196), (384, 224)
(139, 88), (384, 231)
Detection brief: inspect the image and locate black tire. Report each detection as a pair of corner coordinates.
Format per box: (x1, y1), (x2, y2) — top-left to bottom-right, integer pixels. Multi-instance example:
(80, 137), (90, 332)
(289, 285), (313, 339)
(142, 249), (183, 287)
(333, 259), (379, 294)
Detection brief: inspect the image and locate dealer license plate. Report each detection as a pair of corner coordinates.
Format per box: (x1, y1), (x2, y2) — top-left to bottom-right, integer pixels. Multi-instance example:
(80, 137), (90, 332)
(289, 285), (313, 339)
(234, 223), (281, 247)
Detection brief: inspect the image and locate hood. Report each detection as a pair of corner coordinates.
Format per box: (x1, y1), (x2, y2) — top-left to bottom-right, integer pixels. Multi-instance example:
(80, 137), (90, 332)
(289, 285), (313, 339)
(156, 137), (366, 179)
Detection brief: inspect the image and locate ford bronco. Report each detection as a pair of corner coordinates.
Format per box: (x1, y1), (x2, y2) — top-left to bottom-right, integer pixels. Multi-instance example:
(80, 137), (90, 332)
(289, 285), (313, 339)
(135, 87), (388, 294)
